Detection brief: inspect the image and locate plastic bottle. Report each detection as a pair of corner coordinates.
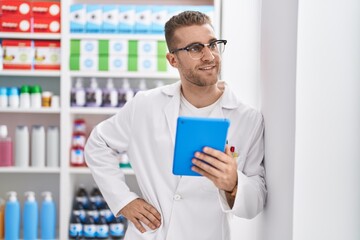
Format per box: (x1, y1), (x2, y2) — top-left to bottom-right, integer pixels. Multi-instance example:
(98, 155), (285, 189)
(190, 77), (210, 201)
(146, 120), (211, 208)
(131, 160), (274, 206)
(69, 214), (83, 239)
(0, 125), (13, 167)
(15, 125), (29, 167)
(31, 125), (45, 167)
(109, 216), (125, 239)
(99, 202), (114, 224)
(8, 87), (19, 108)
(96, 215), (109, 239)
(30, 85), (42, 108)
(4, 191), (20, 240)
(0, 198), (5, 239)
(75, 185), (89, 209)
(70, 145), (85, 167)
(83, 215), (96, 239)
(102, 78), (118, 107)
(20, 85), (31, 108)
(23, 191), (38, 240)
(86, 202), (99, 223)
(46, 126), (59, 167)
(118, 78), (134, 107)
(90, 186), (103, 208)
(73, 201), (86, 223)
(71, 78), (86, 107)
(41, 191), (56, 239)
(133, 78), (147, 96)
(0, 87), (8, 107)
(86, 78), (102, 107)
(41, 91), (52, 108)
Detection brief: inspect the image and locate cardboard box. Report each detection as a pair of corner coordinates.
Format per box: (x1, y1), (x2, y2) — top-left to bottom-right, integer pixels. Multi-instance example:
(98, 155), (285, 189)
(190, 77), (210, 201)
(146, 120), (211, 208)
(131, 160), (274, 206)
(86, 4), (102, 33)
(135, 6), (151, 34)
(80, 55), (98, 71)
(2, 40), (33, 70)
(151, 6), (167, 34)
(80, 39), (98, 55)
(138, 40), (157, 56)
(0, 16), (31, 32)
(109, 39), (128, 55)
(70, 4), (86, 33)
(33, 18), (61, 33)
(109, 55), (127, 71)
(34, 40), (61, 70)
(102, 5), (118, 33)
(32, 2), (61, 19)
(118, 5), (135, 33)
(1, 0), (31, 16)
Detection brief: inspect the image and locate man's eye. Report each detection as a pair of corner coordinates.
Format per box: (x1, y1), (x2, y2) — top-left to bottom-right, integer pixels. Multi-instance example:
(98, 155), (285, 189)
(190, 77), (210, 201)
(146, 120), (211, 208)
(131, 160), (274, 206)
(189, 45), (203, 53)
(209, 42), (218, 50)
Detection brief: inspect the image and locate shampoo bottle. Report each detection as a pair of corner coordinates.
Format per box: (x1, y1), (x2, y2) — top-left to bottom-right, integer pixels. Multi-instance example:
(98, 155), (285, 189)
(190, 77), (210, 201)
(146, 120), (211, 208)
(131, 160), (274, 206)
(0, 125), (13, 167)
(31, 125), (45, 167)
(102, 78), (118, 107)
(4, 191), (20, 240)
(41, 191), (56, 239)
(118, 78), (134, 107)
(23, 191), (38, 240)
(71, 78), (86, 107)
(46, 126), (59, 167)
(86, 78), (102, 107)
(15, 125), (29, 167)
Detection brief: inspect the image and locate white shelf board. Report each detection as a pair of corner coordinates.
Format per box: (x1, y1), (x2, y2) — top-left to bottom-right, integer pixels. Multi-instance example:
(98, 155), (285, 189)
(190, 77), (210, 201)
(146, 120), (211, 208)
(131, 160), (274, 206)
(70, 33), (165, 40)
(70, 107), (120, 115)
(0, 167), (60, 173)
(69, 71), (178, 79)
(0, 70), (61, 77)
(0, 32), (61, 40)
(69, 167), (135, 175)
(0, 108), (61, 114)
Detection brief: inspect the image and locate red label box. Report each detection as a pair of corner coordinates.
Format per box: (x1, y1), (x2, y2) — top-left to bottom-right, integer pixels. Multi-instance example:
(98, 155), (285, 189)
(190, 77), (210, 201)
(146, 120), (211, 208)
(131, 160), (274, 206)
(0, 16), (31, 32)
(33, 18), (61, 33)
(2, 40), (33, 70)
(34, 40), (61, 70)
(32, 2), (61, 19)
(0, 0), (32, 16)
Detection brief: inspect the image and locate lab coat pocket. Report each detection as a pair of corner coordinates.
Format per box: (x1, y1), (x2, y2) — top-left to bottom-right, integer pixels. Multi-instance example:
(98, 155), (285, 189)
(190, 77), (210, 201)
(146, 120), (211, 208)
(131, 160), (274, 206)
(126, 223), (161, 240)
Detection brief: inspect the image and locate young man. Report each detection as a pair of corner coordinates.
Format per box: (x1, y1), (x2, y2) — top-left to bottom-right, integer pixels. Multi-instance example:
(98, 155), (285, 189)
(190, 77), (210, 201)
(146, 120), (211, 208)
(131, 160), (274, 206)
(85, 11), (266, 240)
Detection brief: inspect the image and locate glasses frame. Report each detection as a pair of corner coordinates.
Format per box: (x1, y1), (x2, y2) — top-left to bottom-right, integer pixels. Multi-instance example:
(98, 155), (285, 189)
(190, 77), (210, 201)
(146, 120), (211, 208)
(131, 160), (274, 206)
(170, 39), (227, 60)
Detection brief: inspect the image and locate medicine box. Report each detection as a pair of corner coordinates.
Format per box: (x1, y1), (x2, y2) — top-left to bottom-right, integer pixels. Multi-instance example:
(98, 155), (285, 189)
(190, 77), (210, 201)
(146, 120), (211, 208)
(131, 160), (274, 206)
(138, 40), (157, 56)
(0, 0), (32, 16)
(135, 5), (152, 34)
(109, 39), (128, 55)
(151, 6), (167, 34)
(102, 5), (118, 33)
(70, 4), (86, 33)
(32, 2), (61, 19)
(33, 40), (61, 70)
(33, 18), (61, 33)
(109, 55), (127, 71)
(2, 40), (33, 70)
(80, 55), (98, 71)
(80, 39), (98, 55)
(86, 4), (102, 33)
(118, 5), (135, 33)
(0, 16), (31, 32)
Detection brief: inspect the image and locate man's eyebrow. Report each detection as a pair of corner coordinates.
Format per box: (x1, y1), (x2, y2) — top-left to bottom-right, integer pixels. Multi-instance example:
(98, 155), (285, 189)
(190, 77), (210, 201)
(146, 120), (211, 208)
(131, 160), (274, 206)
(185, 38), (218, 47)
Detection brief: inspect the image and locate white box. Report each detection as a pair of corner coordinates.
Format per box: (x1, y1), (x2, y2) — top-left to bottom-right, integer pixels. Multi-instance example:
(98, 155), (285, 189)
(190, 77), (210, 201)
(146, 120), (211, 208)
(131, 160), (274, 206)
(135, 6), (152, 34)
(70, 4), (86, 33)
(118, 5), (135, 33)
(109, 39), (128, 55)
(86, 4), (102, 33)
(138, 56), (156, 72)
(80, 39), (98, 55)
(80, 55), (98, 71)
(138, 40), (157, 56)
(109, 55), (128, 71)
(151, 6), (167, 34)
(102, 5), (118, 33)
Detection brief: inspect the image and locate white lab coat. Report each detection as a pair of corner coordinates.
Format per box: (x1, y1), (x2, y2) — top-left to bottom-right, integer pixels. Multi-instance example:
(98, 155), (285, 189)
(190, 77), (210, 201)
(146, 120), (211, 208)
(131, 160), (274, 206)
(85, 81), (266, 240)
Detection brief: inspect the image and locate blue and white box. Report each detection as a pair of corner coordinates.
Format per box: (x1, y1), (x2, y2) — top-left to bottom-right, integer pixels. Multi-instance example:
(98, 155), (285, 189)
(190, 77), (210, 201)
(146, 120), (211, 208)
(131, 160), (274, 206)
(80, 55), (98, 71)
(118, 5), (136, 33)
(135, 5), (152, 34)
(151, 6), (167, 34)
(109, 39), (128, 55)
(138, 40), (157, 56)
(109, 55), (127, 71)
(86, 5), (103, 33)
(80, 39), (98, 55)
(102, 5), (118, 33)
(70, 4), (86, 33)
(138, 56), (156, 72)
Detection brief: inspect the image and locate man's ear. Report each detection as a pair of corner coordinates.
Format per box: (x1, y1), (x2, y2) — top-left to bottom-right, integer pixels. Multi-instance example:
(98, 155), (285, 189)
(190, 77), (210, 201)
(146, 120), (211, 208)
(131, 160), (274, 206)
(166, 52), (178, 68)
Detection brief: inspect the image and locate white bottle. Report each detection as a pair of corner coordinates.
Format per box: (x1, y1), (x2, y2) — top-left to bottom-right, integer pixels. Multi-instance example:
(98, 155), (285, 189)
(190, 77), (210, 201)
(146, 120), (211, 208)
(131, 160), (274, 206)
(86, 78), (102, 107)
(0, 87), (8, 107)
(14, 125), (29, 167)
(46, 126), (59, 167)
(8, 87), (19, 108)
(118, 79), (134, 107)
(31, 125), (45, 167)
(102, 78), (118, 107)
(30, 85), (42, 108)
(19, 85), (31, 108)
(134, 79), (147, 96)
(71, 78), (86, 107)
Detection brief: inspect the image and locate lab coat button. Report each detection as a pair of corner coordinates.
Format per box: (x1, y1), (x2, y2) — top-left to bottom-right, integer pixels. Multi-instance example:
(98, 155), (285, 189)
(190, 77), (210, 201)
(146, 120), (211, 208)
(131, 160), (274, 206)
(173, 194), (182, 201)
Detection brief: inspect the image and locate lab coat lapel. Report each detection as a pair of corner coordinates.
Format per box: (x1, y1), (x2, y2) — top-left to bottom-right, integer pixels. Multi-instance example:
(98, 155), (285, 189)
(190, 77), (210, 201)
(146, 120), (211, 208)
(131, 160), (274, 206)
(163, 82), (181, 146)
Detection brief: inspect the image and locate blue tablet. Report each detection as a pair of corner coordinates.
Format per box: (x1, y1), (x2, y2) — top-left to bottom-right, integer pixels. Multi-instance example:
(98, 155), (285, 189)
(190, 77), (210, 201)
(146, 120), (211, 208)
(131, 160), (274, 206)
(172, 116), (230, 176)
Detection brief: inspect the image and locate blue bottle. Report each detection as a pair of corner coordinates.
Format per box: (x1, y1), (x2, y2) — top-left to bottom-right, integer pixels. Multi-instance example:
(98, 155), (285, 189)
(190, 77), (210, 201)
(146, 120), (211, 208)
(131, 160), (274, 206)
(96, 215), (109, 239)
(4, 191), (20, 240)
(109, 216), (125, 239)
(40, 192), (56, 239)
(83, 215), (96, 239)
(23, 191), (38, 240)
(69, 214), (83, 239)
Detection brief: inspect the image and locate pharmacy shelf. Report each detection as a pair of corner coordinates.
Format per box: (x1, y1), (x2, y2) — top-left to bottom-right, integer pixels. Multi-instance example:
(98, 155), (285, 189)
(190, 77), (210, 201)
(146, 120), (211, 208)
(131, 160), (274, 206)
(69, 167), (135, 175)
(0, 108), (61, 114)
(0, 32), (61, 40)
(0, 167), (61, 173)
(70, 33), (165, 40)
(0, 70), (61, 77)
(69, 71), (178, 79)
(70, 107), (120, 115)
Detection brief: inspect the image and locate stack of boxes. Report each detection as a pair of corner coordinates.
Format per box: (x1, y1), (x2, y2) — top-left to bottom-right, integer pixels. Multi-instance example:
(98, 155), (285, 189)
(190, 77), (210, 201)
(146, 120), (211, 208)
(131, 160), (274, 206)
(69, 39), (170, 73)
(0, 0), (61, 33)
(1, 39), (60, 70)
(70, 4), (214, 34)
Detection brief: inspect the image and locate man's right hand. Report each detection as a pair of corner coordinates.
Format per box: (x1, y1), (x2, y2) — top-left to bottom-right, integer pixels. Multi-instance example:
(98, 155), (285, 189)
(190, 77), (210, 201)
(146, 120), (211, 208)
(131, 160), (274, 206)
(119, 198), (162, 233)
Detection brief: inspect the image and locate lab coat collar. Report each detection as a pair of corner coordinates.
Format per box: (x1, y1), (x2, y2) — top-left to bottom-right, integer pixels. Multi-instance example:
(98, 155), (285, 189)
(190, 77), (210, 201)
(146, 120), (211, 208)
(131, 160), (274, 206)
(162, 80), (239, 145)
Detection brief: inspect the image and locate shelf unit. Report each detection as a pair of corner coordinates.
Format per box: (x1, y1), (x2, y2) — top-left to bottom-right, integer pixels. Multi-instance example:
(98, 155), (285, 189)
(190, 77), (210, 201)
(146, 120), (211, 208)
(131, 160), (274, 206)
(0, 0), (221, 239)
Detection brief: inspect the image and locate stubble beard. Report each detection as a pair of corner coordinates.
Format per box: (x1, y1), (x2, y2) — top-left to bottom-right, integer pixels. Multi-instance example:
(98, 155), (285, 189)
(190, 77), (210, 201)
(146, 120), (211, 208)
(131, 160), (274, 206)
(182, 63), (221, 87)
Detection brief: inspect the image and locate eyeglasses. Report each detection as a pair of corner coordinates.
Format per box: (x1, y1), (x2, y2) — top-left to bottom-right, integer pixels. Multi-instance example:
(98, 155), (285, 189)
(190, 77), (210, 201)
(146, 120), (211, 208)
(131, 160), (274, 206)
(170, 39), (227, 60)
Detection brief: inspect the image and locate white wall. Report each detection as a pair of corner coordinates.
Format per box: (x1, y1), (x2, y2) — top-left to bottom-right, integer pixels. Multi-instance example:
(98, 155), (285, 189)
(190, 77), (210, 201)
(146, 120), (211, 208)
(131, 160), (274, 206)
(293, 0), (360, 239)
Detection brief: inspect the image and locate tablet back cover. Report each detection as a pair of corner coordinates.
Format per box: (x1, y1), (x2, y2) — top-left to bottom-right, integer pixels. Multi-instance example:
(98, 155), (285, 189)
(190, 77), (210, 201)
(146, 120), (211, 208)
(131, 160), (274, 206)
(172, 116), (230, 176)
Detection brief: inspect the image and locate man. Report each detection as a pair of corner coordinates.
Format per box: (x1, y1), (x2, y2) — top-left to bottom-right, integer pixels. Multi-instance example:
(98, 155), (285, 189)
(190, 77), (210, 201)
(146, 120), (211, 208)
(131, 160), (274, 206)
(85, 10), (266, 240)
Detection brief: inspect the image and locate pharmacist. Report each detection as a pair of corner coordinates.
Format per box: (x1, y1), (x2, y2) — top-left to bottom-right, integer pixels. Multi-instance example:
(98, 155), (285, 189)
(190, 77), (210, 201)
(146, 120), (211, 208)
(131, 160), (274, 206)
(85, 11), (266, 240)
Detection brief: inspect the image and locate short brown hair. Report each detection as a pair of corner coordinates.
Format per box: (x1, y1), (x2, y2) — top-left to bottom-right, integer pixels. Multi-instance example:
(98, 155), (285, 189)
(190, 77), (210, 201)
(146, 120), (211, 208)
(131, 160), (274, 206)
(165, 11), (212, 52)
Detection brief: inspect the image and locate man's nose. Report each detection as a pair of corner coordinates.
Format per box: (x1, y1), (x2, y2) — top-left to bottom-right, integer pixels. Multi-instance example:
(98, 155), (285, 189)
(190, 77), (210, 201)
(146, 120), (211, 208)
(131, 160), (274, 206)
(201, 46), (215, 61)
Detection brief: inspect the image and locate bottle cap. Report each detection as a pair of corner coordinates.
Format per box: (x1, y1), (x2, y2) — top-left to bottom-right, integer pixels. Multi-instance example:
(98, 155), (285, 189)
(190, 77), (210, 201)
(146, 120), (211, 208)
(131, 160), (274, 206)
(42, 191), (53, 201)
(75, 78), (83, 88)
(31, 85), (42, 94)
(106, 78), (114, 89)
(25, 191), (36, 201)
(20, 85), (30, 94)
(51, 95), (60, 108)
(0, 87), (7, 95)
(8, 87), (19, 96)
(6, 191), (17, 201)
(0, 125), (8, 138)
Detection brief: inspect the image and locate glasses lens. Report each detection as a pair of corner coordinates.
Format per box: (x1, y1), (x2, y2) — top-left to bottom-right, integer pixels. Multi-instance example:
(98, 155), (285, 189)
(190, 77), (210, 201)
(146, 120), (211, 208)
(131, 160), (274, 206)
(188, 44), (204, 59)
(215, 41), (226, 54)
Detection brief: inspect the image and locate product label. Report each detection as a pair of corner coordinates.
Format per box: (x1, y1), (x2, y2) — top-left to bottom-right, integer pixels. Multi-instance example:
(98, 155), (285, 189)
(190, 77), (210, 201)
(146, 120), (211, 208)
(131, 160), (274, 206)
(69, 223), (83, 238)
(83, 224), (96, 238)
(110, 223), (125, 237)
(96, 224), (109, 238)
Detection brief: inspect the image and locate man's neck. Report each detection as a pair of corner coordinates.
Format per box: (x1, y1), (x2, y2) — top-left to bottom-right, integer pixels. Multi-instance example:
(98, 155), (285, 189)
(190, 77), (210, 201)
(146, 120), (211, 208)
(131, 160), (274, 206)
(181, 83), (223, 108)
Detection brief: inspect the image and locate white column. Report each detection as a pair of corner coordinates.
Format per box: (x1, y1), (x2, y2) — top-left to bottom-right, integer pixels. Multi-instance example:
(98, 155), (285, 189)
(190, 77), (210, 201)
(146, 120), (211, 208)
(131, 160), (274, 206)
(293, 0), (360, 239)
